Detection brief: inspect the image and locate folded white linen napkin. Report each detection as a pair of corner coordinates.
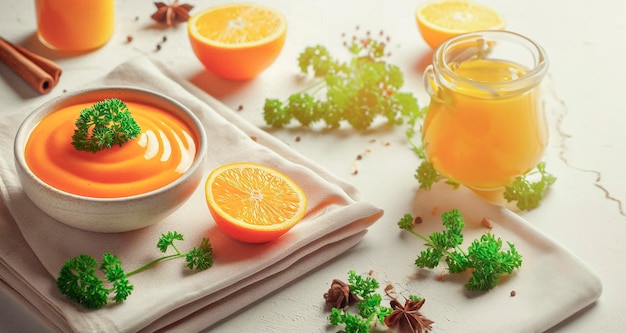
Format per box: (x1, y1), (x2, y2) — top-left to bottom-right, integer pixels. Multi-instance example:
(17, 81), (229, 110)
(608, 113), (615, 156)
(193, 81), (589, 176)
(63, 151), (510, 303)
(0, 57), (383, 332)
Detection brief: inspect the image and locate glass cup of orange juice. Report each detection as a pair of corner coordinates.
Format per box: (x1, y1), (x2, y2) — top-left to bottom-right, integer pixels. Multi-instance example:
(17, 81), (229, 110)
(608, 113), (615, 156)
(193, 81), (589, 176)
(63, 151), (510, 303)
(422, 30), (549, 203)
(35, 0), (115, 52)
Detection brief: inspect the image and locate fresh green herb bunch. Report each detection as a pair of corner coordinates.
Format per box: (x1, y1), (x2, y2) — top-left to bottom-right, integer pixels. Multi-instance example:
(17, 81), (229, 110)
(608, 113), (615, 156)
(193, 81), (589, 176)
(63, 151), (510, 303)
(263, 29), (421, 130)
(325, 270), (433, 333)
(71, 98), (142, 153)
(56, 231), (213, 309)
(327, 270), (393, 333)
(398, 209), (522, 291)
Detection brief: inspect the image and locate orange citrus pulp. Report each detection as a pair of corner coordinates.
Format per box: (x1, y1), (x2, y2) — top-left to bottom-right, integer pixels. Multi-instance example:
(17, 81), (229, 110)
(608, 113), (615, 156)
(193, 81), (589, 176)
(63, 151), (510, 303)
(205, 162), (307, 243)
(188, 3), (287, 80)
(416, 0), (506, 49)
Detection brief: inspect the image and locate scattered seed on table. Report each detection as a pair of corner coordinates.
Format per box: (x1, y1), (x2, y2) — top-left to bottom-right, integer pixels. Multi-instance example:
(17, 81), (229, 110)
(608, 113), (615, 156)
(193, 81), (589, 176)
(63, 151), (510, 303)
(384, 284), (396, 298)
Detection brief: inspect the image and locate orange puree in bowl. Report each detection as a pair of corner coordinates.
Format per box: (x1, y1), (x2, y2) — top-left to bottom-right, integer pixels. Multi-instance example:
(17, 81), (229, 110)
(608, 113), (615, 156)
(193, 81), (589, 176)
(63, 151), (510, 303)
(25, 101), (198, 198)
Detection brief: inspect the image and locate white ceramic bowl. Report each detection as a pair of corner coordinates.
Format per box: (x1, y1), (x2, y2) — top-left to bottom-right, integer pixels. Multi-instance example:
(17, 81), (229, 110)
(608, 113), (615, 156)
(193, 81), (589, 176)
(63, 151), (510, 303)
(14, 87), (207, 233)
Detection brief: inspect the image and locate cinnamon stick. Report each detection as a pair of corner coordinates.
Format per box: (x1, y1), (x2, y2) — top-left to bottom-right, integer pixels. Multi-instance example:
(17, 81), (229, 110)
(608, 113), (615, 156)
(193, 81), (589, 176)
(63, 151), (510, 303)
(0, 37), (62, 94)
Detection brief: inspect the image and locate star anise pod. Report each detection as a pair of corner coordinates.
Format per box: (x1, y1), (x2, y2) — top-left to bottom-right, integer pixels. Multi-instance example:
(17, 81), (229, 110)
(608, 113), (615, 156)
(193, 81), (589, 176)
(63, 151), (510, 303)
(323, 279), (360, 309)
(384, 298), (434, 333)
(151, 0), (194, 26)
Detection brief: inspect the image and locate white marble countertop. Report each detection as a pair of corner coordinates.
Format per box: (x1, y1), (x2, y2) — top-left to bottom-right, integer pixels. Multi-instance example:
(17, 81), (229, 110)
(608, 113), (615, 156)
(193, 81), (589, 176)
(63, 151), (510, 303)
(1, 0), (625, 332)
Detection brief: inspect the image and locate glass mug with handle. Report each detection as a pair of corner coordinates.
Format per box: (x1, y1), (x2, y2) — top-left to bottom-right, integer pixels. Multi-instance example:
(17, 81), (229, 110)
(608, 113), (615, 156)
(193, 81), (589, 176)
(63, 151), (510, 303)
(422, 30), (549, 203)
(35, 0), (115, 52)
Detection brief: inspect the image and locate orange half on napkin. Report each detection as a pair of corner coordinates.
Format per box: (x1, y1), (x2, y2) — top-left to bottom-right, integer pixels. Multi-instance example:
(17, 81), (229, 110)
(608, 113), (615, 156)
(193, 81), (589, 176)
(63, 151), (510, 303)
(0, 37), (62, 94)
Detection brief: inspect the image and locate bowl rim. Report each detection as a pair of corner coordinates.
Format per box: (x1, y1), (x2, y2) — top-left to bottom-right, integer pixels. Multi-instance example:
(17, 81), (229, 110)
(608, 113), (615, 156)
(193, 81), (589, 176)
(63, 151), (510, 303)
(14, 86), (208, 203)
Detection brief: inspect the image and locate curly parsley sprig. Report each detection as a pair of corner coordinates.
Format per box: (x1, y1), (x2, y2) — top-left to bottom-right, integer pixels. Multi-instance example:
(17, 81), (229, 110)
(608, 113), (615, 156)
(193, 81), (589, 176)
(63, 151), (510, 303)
(325, 270), (433, 333)
(328, 271), (388, 332)
(413, 160), (461, 190)
(71, 98), (141, 153)
(56, 231), (213, 309)
(398, 210), (522, 291)
(263, 29), (421, 130)
(503, 162), (557, 210)
(328, 270), (392, 332)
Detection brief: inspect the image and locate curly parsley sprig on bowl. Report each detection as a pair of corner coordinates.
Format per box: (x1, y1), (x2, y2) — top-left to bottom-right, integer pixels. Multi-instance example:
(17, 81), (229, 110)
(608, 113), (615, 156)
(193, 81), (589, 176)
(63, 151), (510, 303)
(71, 98), (141, 153)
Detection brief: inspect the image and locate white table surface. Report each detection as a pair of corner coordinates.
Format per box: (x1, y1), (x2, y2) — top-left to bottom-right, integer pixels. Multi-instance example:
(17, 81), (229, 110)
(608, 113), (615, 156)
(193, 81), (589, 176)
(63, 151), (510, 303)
(1, 0), (625, 332)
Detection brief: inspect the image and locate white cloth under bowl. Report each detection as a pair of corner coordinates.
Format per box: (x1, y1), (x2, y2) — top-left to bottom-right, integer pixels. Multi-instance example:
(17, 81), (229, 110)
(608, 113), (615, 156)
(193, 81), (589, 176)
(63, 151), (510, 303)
(0, 57), (383, 332)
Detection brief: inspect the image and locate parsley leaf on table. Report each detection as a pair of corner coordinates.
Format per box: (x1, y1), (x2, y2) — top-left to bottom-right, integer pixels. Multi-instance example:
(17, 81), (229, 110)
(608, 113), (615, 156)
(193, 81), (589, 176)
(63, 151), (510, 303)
(56, 231), (213, 309)
(327, 270), (392, 331)
(398, 209), (522, 291)
(503, 162), (557, 211)
(325, 270), (433, 333)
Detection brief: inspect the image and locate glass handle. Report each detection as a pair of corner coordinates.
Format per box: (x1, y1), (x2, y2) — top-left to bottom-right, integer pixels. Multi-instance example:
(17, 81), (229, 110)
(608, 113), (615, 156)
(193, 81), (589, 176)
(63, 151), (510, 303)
(423, 65), (436, 97)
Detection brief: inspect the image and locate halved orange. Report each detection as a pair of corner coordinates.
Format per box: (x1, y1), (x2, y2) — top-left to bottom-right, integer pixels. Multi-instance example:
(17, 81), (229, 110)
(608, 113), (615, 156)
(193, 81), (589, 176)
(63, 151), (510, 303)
(416, 0), (506, 49)
(205, 162), (307, 243)
(188, 3), (287, 80)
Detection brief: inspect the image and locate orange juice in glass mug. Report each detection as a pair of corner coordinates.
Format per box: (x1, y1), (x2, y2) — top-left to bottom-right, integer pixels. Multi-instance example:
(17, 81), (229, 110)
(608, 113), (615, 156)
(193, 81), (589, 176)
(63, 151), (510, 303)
(422, 31), (549, 200)
(35, 0), (115, 51)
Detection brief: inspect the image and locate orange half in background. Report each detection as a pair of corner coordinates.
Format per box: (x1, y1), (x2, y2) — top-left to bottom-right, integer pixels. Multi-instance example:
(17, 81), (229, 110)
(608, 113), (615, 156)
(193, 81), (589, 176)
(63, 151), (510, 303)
(188, 3), (287, 80)
(205, 162), (307, 243)
(416, 0), (506, 49)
